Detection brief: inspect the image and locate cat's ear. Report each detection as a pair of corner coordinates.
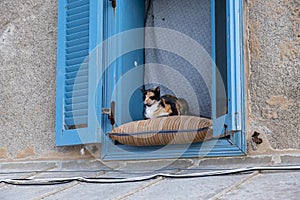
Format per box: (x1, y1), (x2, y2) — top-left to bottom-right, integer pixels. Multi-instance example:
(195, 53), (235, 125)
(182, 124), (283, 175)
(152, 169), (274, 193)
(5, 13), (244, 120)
(155, 86), (160, 93)
(140, 87), (146, 93)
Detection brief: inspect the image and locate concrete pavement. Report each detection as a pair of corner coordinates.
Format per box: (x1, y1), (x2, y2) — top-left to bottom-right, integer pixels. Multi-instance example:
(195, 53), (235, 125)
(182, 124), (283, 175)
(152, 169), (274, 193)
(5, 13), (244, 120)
(0, 154), (299, 200)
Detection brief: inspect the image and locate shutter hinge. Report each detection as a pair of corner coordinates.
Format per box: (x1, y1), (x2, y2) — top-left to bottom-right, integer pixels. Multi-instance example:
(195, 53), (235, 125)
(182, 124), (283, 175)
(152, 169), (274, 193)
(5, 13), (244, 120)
(109, 0), (116, 8)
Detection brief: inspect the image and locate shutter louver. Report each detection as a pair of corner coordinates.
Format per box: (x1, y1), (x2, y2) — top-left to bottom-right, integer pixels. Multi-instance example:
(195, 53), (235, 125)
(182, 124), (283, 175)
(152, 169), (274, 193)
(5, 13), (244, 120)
(64, 0), (90, 129)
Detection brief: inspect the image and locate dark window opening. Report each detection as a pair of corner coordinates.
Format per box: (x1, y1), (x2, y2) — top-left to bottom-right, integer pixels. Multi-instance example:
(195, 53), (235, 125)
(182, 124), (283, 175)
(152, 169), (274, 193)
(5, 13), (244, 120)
(215, 0), (228, 117)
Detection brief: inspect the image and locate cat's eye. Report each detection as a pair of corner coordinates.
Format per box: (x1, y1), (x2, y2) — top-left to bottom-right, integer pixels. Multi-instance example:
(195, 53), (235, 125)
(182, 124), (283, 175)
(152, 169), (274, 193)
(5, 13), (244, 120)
(149, 96), (157, 100)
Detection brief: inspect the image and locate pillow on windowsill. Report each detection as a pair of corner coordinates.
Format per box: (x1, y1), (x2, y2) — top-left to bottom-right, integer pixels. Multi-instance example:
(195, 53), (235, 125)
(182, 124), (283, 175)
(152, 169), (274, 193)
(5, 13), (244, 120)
(107, 115), (212, 146)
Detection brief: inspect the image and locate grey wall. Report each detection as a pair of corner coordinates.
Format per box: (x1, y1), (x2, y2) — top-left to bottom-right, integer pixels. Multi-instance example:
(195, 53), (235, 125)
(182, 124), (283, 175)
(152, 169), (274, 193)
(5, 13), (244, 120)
(0, 0), (299, 159)
(0, 0), (84, 159)
(246, 0), (300, 150)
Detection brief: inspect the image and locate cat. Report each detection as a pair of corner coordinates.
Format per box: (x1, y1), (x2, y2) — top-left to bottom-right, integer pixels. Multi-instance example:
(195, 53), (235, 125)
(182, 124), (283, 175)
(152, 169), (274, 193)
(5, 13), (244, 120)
(140, 86), (189, 119)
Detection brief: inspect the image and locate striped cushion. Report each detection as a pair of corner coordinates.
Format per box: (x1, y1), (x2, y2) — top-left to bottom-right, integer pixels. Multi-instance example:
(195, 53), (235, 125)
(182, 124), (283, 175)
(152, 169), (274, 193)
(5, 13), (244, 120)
(108, 116), (212, 146)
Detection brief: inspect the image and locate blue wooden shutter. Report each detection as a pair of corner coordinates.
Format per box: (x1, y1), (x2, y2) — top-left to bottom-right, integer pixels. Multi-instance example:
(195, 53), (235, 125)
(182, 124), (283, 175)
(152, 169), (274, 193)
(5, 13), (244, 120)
(56, 0), (103, 146)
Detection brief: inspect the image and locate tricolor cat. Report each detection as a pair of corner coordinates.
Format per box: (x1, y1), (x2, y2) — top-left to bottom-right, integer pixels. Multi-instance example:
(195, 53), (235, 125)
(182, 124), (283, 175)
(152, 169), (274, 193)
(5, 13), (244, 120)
(140, 86), (188, 119)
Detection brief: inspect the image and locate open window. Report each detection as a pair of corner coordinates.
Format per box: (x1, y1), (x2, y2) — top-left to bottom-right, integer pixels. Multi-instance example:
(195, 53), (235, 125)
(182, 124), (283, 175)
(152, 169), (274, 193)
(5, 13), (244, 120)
(56, 0), (246, 160)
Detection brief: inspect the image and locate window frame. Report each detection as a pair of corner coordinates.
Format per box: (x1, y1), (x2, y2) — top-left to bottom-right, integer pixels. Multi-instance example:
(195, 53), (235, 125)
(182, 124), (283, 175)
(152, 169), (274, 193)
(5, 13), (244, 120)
(101, 0), (246, 160)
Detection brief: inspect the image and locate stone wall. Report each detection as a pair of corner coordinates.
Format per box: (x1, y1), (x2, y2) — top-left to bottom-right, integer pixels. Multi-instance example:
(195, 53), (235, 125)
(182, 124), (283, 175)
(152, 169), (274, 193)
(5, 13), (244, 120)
(0, 0), (299, 160)
(246, 0), (299, 151)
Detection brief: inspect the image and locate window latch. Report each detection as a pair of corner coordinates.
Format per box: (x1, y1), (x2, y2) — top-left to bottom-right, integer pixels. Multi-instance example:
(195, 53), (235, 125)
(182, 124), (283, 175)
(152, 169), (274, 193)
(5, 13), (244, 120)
(102, 101), (116, 128)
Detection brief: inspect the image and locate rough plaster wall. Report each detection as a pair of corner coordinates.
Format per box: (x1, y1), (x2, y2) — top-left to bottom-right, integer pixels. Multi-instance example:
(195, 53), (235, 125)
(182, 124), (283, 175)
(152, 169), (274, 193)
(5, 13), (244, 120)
(247, 0), (300, 150)
(0, 0), (88, 159)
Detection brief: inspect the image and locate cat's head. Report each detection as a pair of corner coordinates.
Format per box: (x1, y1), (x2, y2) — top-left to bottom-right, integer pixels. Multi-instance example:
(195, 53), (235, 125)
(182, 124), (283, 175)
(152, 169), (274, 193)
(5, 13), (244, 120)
(140, 86), (161, 106)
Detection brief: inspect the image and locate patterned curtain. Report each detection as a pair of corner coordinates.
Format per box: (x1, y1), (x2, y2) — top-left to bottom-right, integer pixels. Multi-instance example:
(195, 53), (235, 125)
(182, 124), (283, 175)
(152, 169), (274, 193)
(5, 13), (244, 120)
(144, 0), (212, 118)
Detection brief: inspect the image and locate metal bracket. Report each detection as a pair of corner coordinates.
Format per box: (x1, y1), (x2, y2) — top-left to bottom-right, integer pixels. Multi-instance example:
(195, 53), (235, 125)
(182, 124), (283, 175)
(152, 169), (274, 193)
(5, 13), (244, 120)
(102, 108), (112, 115)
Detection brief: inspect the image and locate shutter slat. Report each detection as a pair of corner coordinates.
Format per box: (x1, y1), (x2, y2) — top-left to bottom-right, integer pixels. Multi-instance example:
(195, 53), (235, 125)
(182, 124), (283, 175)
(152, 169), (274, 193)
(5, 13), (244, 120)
(65, 69), (88, 80)
(65, 56), (87, 66)
(65, 102), (88, 112)
(65, 109), (88, 118)
(67, 17), (89, 29)
(66, 49), (89, 60)
(65, 88), (88, 98)
(66, 0), (82, 4)
(65, 82), (88, 93)
(65, 96), (88, 105)
(65, 116), (88, 126)
(66, 24), (89, 35)
(65, 76), (88, 86)
(66, 30), (89, 41)
(67, 0), (89, 10)
(65, 63), (88, 73)
(67, 11), (89, 22)
(66, 4), (89, 16)
(66, 43), (89, 54)
(66, 37), (89, 48)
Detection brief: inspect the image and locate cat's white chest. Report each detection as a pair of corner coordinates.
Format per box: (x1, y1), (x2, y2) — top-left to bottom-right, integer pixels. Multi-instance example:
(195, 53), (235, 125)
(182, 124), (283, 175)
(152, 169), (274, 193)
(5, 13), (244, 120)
(144, 102), (159, 119)
(144, 101), (169, 119)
